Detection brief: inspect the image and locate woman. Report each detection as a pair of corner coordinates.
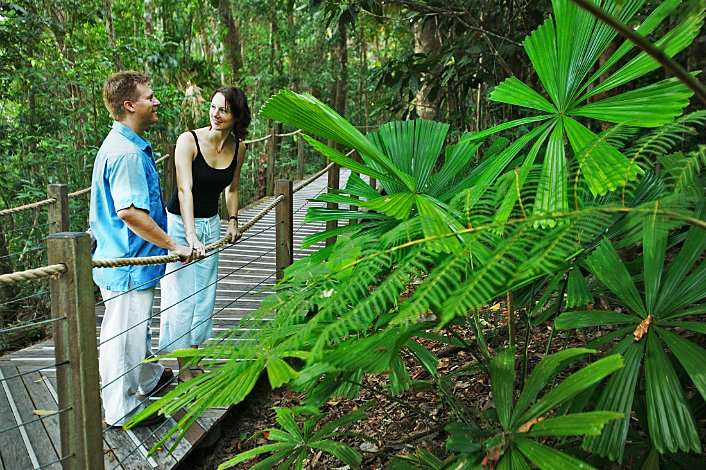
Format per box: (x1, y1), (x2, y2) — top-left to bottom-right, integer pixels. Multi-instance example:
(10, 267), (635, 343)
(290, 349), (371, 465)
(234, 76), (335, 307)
(159, 86), (250, 382)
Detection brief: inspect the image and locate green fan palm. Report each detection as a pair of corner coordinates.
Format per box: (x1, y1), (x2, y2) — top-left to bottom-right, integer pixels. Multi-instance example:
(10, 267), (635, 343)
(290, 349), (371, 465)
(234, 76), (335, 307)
(260, 88), (510, 248)
(465, 0), (702, 217)
(441, 348), (623, 469)
(555, 204), (706, 461)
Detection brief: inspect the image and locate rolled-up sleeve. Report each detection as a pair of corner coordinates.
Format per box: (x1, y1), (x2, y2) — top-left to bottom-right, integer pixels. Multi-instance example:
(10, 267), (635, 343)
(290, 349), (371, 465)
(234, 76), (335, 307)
(108, 153), (151, 212)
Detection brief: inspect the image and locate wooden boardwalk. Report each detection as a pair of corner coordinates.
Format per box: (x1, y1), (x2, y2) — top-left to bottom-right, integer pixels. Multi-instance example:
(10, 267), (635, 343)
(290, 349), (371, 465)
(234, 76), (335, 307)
(0, 169), (350, 469)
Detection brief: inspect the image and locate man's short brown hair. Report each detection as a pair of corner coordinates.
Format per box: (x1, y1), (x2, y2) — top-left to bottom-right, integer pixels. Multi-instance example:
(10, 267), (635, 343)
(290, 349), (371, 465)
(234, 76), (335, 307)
(103, 71), (151, 120)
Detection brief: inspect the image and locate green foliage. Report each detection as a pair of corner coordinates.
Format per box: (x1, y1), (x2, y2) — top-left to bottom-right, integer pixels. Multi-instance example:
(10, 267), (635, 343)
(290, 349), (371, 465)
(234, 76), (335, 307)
(470, 0), (702, 216)
(217, 403), (372, 470)
(556, 202), (706, 461)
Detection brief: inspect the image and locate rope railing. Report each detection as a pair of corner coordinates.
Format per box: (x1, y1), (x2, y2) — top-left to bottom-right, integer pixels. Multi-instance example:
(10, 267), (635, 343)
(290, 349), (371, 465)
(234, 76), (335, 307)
(0, 263), (66, 286)
(92, 194), (286, 269)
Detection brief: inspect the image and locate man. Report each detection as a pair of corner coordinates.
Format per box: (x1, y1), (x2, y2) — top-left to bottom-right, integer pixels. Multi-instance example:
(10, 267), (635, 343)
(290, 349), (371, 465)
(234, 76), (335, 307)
(90, 71), (195, 429)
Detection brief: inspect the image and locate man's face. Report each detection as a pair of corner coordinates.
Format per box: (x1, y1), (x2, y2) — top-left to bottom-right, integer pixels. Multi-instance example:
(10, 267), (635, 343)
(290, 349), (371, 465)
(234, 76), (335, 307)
(129, 83), (160, 127)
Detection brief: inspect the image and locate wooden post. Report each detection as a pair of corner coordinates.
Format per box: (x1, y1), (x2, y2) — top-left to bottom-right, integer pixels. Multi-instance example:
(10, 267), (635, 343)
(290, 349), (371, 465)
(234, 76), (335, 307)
(275, 180), (293, 280)
(326, 152), (340, 246)
(47, 232), (104, 470)
(266, 127), (276, 196)
(48, 184), (69, 234)
(296, 135), (304, 181)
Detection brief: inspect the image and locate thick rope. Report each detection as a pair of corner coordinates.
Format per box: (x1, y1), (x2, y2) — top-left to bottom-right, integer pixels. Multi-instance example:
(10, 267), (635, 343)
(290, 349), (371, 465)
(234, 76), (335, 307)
(0, 264), (67, 286)
(0, 199), (56, 217)
(244, 134), (270, 144)
(294, 162), (335, 193)
(276, 129), (302, 138)
(92, 194), (286, 268)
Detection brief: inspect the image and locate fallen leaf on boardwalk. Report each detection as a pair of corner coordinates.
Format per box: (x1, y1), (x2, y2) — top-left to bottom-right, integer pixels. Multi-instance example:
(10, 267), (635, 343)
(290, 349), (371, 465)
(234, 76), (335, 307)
(633, 315), (652, 341)
(33, 377), (47, 383)
(32, 410), (56, 416)
(518, 416), (544, 433)
(489, 303), (501, 311)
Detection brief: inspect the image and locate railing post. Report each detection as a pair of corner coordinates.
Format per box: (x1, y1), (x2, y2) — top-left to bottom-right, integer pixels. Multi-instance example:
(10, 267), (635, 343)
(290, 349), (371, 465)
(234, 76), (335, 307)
(162, 145), (177, 205)
(275, 180), (293, 280)
(326, 152), (340, 246)
(47, 232), (103, 470)
(266, 127), (276, 196)
(48, 184), (69, 234)
(296, 135), (304, 181)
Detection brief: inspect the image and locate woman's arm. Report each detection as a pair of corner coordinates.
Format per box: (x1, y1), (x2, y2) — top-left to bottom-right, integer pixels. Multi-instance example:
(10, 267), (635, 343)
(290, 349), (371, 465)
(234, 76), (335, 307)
(174, 131), (206, 257)
(224, 141), (246, 243)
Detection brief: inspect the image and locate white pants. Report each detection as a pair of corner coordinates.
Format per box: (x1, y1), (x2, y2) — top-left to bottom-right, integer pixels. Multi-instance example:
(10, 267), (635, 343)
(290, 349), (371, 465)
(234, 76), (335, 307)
(99, 285), (164, 426)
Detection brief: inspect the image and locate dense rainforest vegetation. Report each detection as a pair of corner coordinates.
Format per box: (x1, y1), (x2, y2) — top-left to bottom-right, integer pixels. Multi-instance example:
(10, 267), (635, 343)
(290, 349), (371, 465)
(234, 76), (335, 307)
(3, 0), (706, 468)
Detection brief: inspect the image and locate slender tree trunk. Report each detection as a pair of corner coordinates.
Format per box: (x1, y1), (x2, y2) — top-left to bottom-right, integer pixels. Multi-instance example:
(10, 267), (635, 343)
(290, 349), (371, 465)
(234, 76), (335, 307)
(103, 0), (122, 69)
(219, 0), (244, 81)
(414, 17), (440, 120)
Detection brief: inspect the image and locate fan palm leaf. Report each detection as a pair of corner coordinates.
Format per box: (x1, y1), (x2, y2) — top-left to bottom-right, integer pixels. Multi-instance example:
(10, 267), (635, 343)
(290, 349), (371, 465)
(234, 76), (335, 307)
(467, 0), (701, 216)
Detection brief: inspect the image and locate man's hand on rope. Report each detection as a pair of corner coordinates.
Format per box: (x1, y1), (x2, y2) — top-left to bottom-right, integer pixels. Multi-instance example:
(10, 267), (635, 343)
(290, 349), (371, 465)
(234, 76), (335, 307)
(172, 243), (199, 264)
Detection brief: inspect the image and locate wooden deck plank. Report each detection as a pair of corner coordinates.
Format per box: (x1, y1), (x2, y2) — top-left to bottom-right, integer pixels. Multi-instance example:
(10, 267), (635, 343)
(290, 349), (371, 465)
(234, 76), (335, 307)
(19, 371), (62, 459)
(1, 365), (61, 469)
(0, 371), (31, 470)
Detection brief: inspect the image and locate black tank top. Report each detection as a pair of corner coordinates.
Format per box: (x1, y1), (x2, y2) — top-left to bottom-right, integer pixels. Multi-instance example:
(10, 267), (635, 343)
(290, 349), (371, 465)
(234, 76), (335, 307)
(167, 130), (239, 218)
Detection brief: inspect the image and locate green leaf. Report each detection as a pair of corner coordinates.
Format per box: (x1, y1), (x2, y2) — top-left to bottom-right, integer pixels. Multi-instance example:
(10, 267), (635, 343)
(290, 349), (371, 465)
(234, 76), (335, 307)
(489, 347), (516, 429)
(309, 440), (362, 468)
(534, 119), (568, 216)
(584, 238), (646, 318)
(571, 76), (696, 127)
(515, 436), (596, 470)
(655, 326), (706, 403)
(518, 354), (623, 425)
(217, 443), (293, 469)
(583, 339), (645, 462)
(490, 76), (557, 113)
(644, 331), (701, 453)
(365, 192), (416, 220)
(565, 268), (594, 308)
(260, 89), (414, 188)
(513, 348), (596, 427)
(266, 356), (300, 388)
(406, 339), (439, 376)
(563, 118), (642, 196)
(555, 310), (638, 329)
(524, 411), (623, 437)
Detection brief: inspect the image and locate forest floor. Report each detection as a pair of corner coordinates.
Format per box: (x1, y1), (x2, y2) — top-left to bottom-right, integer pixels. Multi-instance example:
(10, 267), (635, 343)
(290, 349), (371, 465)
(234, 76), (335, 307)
(177, 301), (658, 470)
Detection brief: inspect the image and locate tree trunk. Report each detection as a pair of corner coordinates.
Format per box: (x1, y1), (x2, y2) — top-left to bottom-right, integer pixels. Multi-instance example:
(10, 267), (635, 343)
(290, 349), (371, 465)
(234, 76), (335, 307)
(414, 17), (440, 120)
(219, 0), (244, 82)
(103, 0), (122, 69)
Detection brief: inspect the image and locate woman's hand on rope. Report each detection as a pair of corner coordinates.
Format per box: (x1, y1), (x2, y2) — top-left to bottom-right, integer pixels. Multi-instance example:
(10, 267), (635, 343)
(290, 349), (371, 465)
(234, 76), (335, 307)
(186, 232), (207, 259)
(225, 223), (241, 245)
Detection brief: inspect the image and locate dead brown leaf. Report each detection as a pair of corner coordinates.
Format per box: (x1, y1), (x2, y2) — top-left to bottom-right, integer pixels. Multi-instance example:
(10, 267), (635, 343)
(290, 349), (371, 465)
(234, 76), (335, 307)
(633, 315), (653, 341)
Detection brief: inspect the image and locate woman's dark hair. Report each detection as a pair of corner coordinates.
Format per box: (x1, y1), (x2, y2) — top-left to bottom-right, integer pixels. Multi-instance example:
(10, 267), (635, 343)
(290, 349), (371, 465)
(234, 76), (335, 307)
(211, 86), (250, 141)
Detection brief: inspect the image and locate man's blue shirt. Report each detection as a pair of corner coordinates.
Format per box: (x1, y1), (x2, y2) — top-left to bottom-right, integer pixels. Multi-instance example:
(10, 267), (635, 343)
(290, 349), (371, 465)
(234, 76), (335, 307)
(89, 121), (167, 291)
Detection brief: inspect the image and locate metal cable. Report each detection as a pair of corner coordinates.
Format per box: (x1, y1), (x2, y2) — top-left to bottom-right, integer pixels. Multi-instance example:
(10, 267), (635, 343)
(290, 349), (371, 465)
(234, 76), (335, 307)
(0, 361), (70, 383)
(2, 221), (54, 235)
(0, 316), (64, 335)
(0, 407), (71, 435)
(0, 290), (49, 308)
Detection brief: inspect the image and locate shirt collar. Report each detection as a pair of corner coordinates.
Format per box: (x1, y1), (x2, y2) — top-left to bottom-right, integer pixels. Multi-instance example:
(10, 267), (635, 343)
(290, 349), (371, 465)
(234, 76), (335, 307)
(111, 121), (152, 153)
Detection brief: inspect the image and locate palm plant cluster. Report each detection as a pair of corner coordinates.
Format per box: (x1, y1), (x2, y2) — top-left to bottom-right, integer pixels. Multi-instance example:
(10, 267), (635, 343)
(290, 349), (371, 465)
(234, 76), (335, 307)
(135, 0), (706, 468)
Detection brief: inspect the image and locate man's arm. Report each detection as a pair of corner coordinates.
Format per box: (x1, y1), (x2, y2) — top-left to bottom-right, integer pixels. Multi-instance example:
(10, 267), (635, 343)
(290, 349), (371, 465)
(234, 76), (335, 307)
(117, 205), (195, 261)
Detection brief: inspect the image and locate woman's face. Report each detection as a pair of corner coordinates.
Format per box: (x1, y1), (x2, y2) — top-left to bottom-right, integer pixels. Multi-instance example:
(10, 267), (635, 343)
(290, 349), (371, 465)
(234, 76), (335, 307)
(209, 92), (234, 131)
